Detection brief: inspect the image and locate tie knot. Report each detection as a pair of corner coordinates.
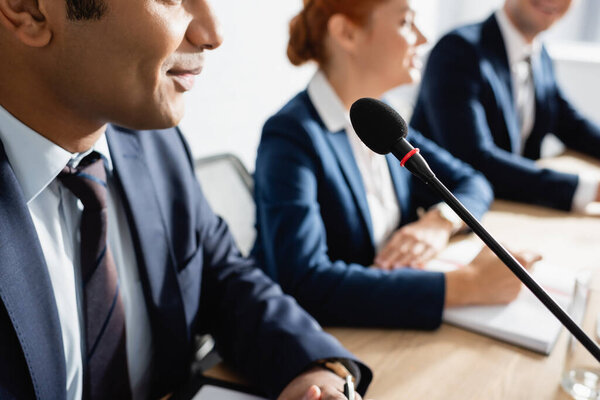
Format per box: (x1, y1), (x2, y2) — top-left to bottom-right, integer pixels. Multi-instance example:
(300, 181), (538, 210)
(59, 151), (108, 210)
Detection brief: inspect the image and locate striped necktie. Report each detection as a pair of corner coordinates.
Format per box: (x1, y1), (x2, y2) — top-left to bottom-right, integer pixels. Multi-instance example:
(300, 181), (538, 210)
(59, 151), (131, 400)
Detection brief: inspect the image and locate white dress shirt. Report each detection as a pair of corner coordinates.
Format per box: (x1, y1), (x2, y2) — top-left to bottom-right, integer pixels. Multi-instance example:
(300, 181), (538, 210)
(0, 105), (153, 400)
(495, 9), (598, 211)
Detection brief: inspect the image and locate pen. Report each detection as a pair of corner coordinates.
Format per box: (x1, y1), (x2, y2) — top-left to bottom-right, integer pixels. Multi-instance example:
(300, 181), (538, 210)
(343, 374), (355, 400)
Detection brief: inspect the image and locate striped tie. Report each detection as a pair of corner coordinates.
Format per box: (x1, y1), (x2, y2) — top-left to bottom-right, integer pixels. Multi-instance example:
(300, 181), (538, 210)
(59, 151), (131, 400)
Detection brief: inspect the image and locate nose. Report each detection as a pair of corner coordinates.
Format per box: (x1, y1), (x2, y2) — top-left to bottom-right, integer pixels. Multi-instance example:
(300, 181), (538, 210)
(186, 0), (224, 51)
(414, 24), (427, 47)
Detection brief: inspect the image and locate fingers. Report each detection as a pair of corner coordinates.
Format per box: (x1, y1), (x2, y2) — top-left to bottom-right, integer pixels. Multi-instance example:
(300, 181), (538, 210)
(301, 384), (365, 400)
(513, 251), (542, 270)
(413, 245), (437, 269)
(374, 221), (450, 269)
(475, 246), (541, 270)
(374, 235), (403, 269)
(302, 385), (321, 400)
(377, 240), (436, 269)
(375, 233), (422, 269)
(318, 384), (354, 400)
(397, 239), (424, 263)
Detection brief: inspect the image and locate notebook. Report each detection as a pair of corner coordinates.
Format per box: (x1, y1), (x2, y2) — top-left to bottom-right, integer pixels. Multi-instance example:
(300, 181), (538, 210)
(192, 385), (267, 400)
(426, 240), (576, 354)
(170, 375), (268, 400)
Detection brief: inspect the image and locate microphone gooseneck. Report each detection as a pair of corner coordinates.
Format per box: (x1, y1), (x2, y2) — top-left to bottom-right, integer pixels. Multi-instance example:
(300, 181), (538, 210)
(350, 97), (600, 363)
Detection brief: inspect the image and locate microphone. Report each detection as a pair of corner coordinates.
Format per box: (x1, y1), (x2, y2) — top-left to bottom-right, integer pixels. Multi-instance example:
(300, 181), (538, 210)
(349, 97), (600, 362)
(349, 97), (434, 184)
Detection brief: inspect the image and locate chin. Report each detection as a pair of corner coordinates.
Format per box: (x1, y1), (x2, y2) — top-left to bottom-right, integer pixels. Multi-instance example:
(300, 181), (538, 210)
(150, 100), (186, 129)
(530, 7), (564, 30)
(115, 107), (184, 131)
(408, 68), (422, 85)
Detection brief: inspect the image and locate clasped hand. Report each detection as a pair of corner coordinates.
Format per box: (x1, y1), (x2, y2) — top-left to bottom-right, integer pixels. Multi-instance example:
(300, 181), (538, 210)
(374, 209), (454, 269)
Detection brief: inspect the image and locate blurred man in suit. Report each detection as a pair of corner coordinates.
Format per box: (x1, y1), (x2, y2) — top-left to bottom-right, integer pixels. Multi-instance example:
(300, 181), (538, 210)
(0, 0), (372, 399)
(412, 0), (600, 211)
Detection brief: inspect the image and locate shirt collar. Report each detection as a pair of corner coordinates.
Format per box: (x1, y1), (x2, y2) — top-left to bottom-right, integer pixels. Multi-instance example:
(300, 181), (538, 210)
(495, 8), (541, 66)
(307, 70), (349, 133)
(0, 104), (112, 204)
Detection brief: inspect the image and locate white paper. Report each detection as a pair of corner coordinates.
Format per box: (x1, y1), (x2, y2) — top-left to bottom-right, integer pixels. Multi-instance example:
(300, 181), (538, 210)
(427, 241), (576, 354)
(192, 385), (268, 400)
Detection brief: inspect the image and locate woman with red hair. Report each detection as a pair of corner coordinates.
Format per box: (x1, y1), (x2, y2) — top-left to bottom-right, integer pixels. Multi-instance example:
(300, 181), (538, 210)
(253, 0), (539, 328)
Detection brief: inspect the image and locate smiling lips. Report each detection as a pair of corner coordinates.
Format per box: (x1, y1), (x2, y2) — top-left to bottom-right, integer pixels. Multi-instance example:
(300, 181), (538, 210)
(531, 0), (561, 16)
(168, 67), (203, 91)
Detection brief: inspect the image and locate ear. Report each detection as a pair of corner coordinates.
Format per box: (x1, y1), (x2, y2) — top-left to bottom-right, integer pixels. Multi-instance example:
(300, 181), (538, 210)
(0, 0), (51, 47)
(327, 13), (362, 54)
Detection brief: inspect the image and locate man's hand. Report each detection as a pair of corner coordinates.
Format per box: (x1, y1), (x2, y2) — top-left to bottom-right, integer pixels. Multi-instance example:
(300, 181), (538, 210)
(374, 209), (454, 269)
(445, 247), (542, 307)
(277, 367), (367, 400)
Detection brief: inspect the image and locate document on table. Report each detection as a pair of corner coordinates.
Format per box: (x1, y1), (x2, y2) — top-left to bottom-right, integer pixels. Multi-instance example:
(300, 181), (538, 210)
(192, 384), (268, 400)
(426, 240), (576, 354)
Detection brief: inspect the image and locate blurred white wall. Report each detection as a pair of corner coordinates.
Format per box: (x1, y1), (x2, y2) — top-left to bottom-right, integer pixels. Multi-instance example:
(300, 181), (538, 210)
(180, 0), (600, 170)
(551, 42), (600, 126)
(179, 1), (312, 169)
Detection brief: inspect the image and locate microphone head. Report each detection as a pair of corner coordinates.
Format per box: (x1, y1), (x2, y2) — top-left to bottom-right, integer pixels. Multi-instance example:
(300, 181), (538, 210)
(349, 97), (408, 155)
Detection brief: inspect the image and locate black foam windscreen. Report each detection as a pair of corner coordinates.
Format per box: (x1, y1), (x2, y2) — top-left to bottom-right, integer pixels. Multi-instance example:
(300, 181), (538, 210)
(349, 97), (408, 155)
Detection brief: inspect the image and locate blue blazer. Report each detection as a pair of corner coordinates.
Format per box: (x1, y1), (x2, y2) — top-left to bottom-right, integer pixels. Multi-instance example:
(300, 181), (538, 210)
(0, 125), (371, 400)
(411, 14), (600, 211)
(253, 91), (493, 330)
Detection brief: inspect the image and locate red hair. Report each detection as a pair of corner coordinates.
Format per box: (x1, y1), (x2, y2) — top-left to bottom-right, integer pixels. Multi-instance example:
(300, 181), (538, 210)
(287, 0), (387, 66)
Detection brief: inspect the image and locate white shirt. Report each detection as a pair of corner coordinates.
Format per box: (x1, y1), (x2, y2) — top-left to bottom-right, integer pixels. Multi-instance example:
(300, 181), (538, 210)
(0, 105), (153, 400)
(495, 10), (598, 211)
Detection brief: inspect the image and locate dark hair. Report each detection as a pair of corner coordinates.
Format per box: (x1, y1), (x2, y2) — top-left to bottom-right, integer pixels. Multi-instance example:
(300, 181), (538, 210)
(287, 0), (387, 67)
(66, 0), (107, 20)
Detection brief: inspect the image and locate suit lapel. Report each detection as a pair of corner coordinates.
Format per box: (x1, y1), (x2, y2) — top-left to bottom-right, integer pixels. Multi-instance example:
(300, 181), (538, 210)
(386, 153), (411, 222)
(528, 51), (551, 155)
(105, 126), (188, 389)
(531, 53), (546, 107)
(325, 131), (375, 245)
(0, 143), (66, 399)
(483, 15), (522, 153)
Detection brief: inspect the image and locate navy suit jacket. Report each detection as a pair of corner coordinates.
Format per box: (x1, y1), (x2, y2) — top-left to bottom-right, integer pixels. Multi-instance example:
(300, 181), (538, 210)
(252, 91), (493, 330)
(411, 14), (600, 211)
(0, 125), (371, 399)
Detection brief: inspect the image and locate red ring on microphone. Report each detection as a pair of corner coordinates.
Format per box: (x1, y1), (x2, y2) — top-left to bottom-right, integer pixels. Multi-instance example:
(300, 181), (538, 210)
(400, 148), (420, 167)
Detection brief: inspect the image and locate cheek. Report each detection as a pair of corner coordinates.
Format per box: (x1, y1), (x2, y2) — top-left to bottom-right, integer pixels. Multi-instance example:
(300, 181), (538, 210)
(130, 9), (189, 85)
(115, 30), (188, 126)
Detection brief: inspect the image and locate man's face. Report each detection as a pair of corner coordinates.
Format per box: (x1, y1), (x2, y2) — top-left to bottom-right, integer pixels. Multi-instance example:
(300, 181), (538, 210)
(505, 0), (572, 37)
(44, 0), (222, 130)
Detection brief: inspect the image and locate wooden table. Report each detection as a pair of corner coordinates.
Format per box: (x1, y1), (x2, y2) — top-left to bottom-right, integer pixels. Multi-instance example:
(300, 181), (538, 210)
(207, 152), (600, 399)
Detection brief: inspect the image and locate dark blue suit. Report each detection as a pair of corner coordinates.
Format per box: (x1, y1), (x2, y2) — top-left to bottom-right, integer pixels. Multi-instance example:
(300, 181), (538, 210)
(253, 91), (493, 330)
(0, 125), (371, 399)
(411, 14), (600, 211)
